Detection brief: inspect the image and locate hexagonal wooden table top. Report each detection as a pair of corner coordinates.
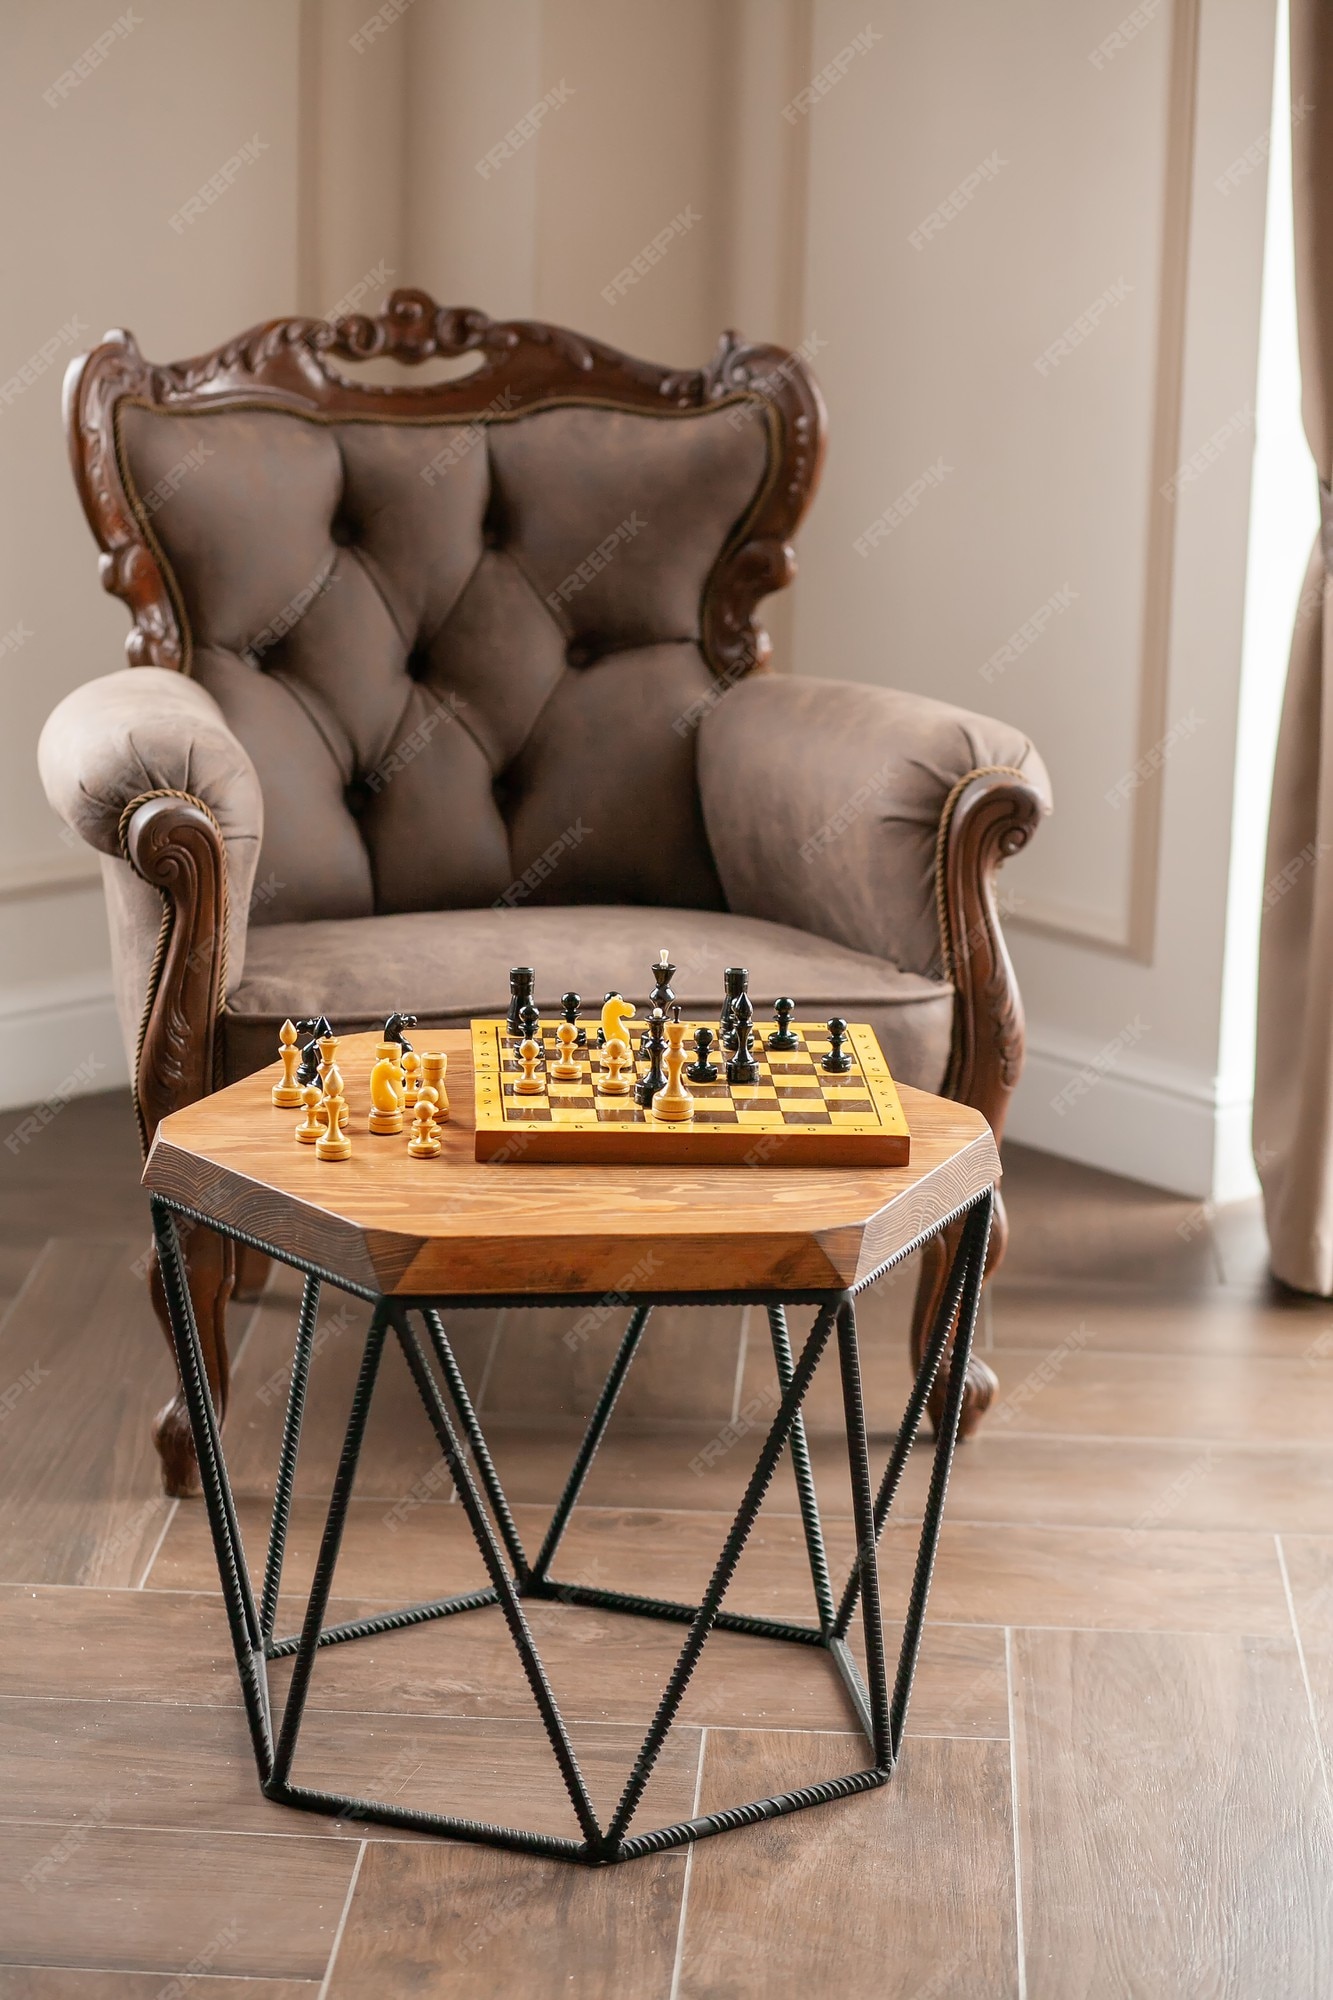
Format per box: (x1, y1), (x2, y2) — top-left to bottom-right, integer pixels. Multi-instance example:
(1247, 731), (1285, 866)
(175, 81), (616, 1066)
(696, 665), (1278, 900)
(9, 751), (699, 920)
(144, 1031), (1000, 1299)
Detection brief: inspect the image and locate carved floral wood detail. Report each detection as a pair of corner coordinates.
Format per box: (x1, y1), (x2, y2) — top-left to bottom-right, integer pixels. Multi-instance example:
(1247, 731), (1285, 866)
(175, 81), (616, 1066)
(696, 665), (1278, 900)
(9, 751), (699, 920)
(65, 288), (826, 685)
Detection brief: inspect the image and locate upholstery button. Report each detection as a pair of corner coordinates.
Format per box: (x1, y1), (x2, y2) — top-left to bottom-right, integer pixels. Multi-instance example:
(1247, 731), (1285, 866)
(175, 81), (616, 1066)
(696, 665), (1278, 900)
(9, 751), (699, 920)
(330, 516), (355, 547)
(482, 525), (502, 550)
(566, 640), (595, 669)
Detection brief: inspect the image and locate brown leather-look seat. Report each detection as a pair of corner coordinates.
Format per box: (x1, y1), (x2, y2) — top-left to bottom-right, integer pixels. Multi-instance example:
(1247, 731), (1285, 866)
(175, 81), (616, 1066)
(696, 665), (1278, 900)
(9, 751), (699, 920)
(40, 291), (1050, 1494)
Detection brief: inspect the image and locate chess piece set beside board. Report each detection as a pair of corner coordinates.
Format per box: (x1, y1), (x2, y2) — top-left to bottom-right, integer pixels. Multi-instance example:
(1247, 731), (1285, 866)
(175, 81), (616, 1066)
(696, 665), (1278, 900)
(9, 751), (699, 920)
(265, 960), (910, 1168)
(473, 955), (911, 1166)
(269, 1013), (451, 1160)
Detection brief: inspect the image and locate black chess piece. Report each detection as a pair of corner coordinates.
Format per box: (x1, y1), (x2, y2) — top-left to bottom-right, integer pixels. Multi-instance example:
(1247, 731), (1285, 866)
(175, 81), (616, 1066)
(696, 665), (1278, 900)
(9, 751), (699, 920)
(520, 1000), (541, 1047)
(383, 1011), (417, 1053)
(295, 1017), (333, 1087)
(686, 1024), (719, 1083)
(649, 954), (675, 1018)
(767, 997), (799, 1051)
(726, 991), (760, 1086)
(720, 966), (749, 1052)
(636, 1009), (668, 1109)
(560, 991), (587, 1046)
(821, 1017), (853, 1074)
(507, 966), (535, 1037)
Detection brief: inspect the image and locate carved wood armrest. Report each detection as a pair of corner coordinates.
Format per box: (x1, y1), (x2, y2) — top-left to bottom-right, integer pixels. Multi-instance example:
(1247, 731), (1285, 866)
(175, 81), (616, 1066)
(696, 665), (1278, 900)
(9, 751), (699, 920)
(935, 768), (1047, 1138)
(120, 792), (229, 1148)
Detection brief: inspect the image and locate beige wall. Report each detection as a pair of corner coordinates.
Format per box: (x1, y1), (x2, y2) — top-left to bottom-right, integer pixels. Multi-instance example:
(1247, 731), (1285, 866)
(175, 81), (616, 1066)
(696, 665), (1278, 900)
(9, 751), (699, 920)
(789, 0), (1280, 1198)
(0, 0), (301, 1108)
(0, 0), (1284, 1200)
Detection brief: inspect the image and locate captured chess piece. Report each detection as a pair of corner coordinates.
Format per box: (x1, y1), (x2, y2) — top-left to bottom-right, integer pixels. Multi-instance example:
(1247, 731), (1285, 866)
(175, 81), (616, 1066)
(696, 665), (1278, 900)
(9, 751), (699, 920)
(552, 1020), (582, 1079)
(401, 1049), (421, 1109)
(317, 1030), (349, 1125)
(383, 1011), (417, 1053)
(295, 1016), (332, 1088)
(272, 1020), (304, 1107)
(508, 966), (535, 1038)
(768, 997), (799, 1052)
(720, 966), (749, 1052)
(294, 1082), (324, 1144)
(515, 1038), (545, 1094)
(821, 1018), (853, 1074)
(636, 1009), (668, 1109)
(408, 1086), (441, 1158)
(726, 990), (760, 1087)
(652, 1016), (695, 1122)
(686, 1024), (719, 1083)
(315, 1066), (352, 1160)
(368, 1040), (404, 1134)
(421, 1051), (449, 1120)
(561, 991), (587, 1046)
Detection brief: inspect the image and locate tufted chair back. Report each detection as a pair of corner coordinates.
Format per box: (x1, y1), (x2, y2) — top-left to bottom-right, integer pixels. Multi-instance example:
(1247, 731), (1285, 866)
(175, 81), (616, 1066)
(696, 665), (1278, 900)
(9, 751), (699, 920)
(74, 294), (824, 933)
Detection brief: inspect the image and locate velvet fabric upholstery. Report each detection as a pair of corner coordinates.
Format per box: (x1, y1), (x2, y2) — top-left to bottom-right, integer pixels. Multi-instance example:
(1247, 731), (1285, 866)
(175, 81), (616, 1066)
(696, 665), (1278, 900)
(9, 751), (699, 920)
(116, 401), (768, 928)
(37, 668), (263, 1055)
(223, 904), (955, 1095)
(699, 676), (1051, 981)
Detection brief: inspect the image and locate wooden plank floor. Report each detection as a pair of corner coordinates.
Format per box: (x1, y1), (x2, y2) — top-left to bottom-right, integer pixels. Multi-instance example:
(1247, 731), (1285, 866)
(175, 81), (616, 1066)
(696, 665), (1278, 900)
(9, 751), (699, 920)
(0, 1088), (1331, 1996)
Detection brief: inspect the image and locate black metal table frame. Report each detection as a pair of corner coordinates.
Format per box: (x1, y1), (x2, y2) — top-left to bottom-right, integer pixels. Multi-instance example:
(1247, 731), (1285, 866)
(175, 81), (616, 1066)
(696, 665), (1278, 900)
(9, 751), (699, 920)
(149, 1183), (993, 1867)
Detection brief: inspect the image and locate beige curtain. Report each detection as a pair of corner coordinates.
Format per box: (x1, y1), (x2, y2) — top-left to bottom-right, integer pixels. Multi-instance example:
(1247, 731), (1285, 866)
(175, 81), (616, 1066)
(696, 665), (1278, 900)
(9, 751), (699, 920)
(1254, 0), (1333, 1294)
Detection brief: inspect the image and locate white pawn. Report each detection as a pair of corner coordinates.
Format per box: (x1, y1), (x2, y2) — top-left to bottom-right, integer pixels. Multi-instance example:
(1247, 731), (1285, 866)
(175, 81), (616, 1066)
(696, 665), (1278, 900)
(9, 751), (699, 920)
(599, 1036), (633, 1096)
(552, 1020), (581, 1080)
(514, 1037), (545, 1095)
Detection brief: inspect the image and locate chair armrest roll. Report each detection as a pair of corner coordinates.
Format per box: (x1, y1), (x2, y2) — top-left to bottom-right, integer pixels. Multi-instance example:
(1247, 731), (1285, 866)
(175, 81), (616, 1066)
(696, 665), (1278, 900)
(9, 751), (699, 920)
(697, 675), (1051, 979)
(38, 670), (263, 1106)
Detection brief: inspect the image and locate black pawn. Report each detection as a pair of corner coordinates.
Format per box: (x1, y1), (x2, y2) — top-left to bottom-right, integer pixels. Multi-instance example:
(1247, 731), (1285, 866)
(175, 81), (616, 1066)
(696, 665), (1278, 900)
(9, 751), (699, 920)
(768, 997), (799, 1051)
(520, 1000), (541, 1049)
(821, 1017), (853, 1074)
(561, 991), (587, 1046)
(727, 991), (760, 1086)
(686, 1025), (719, 1084)
(636, 1009), (668, 1108)
(508, 966), (535, 1037)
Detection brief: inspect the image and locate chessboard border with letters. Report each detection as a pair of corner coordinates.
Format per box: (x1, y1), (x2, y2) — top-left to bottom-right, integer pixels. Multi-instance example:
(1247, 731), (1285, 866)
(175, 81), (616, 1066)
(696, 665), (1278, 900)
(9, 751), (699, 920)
(470, 1017), (911, 1166)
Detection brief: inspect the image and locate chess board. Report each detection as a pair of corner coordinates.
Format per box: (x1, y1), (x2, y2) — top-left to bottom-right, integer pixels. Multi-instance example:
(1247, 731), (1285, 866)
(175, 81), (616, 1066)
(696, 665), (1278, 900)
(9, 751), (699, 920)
(470, 1018), (911, 1166)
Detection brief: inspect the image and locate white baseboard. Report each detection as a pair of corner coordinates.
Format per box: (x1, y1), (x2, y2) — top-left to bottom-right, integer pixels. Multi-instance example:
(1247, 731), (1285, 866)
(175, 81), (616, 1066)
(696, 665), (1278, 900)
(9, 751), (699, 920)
(1008, 1031), (1260, 1204)
(0, 972), (129, 1121)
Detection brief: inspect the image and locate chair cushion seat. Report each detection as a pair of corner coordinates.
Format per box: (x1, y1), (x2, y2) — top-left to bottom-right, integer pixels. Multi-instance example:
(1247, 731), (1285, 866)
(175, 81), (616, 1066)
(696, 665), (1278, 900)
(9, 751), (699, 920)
(224, 905), (954, 1093)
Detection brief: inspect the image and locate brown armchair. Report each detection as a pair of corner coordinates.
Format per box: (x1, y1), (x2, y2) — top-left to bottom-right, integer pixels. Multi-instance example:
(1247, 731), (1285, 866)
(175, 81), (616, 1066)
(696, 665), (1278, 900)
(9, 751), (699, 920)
(39, 290), (1050, 1496)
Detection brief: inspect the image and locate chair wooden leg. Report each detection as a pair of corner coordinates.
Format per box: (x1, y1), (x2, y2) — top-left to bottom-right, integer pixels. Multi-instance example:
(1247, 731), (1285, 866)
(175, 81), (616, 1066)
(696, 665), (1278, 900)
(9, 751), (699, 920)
(148, 1223), (235, 1497)
(909, 1187), (1007, 1440)
(233, 1243), (271, 1301)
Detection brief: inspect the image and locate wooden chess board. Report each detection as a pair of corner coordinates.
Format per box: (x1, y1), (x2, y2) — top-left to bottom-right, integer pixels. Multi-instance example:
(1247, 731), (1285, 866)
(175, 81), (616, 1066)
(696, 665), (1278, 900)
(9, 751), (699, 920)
(470, 1018), (911, 1165)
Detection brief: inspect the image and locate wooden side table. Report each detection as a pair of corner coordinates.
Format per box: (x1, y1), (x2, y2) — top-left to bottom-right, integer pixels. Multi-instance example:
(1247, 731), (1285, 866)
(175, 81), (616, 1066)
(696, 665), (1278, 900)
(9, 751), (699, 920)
(144, 1030), (999, 1866)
